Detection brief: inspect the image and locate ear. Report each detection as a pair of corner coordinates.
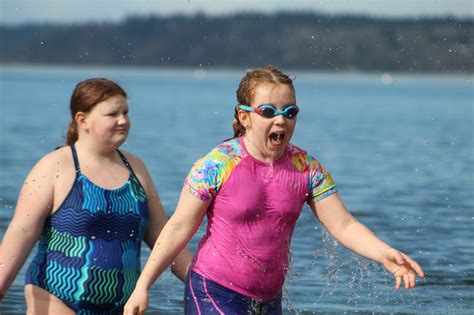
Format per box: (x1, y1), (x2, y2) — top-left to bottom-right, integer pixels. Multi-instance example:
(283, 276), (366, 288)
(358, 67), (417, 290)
(237, 109), (252, 129)
(75, 112), (89, 131)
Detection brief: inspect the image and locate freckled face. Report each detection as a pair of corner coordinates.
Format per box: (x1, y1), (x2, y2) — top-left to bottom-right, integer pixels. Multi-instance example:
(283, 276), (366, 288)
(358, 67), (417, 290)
(82, 95), (130, 146)
(239, 83), (297, 162)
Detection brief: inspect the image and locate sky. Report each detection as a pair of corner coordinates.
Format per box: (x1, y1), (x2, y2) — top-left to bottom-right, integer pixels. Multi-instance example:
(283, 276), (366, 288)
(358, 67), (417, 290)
(1, 0), (473, 25)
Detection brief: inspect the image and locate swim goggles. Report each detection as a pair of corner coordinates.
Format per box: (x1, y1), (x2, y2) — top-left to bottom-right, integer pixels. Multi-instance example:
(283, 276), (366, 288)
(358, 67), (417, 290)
(237, 104), (299, 119)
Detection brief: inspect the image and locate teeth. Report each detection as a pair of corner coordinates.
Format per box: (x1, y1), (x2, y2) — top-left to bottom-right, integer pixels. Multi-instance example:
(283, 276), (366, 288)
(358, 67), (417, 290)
(270, 133), (284, 142)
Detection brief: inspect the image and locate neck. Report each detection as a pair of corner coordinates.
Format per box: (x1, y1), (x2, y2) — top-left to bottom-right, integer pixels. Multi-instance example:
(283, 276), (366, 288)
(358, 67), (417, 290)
(242, 136), (285, 163)
(74, 139), (119, 161)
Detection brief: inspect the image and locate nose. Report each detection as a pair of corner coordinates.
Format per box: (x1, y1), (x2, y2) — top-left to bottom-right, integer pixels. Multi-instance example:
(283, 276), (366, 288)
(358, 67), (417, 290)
(118, 114), (129, 125)
(273, 114), (287, 125)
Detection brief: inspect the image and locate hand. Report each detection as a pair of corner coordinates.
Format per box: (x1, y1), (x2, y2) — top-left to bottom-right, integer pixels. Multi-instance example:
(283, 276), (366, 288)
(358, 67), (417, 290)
(0, 278), (6, 300)
(123, 288), (149, 315)
(382, 248), (425, 289)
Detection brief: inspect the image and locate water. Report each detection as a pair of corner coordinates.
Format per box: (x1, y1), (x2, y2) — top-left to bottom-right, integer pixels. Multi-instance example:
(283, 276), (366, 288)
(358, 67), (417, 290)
(0, 65), (472, 314)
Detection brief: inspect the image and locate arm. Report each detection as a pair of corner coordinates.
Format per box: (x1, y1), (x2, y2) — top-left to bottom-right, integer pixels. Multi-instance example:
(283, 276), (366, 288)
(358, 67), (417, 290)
(0, 156), (55, 299)
(124, 187), (209, 315)
(310, 193), (425, 289)
(136, 160), (192, 282)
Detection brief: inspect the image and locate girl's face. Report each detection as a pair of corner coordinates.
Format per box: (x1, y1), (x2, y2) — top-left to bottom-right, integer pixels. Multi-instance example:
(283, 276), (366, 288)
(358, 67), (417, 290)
(239, 83), (297, 162)
(79, 95), (130, 147)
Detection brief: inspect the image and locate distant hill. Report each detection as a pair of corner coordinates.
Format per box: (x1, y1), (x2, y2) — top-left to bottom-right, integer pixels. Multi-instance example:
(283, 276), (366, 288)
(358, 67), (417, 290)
(1, 13), (472, 72)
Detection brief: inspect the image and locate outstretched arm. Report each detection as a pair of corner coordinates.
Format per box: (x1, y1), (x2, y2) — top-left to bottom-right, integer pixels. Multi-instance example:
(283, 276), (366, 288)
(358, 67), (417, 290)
(0, 156), (55, 299)
(124, 188), (209, 315)
(310, 193), (425, 289)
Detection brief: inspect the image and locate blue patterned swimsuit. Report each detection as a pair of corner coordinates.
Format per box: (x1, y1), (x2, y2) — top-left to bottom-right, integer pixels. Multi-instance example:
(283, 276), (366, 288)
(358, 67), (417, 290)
(25, 144), (149, 314)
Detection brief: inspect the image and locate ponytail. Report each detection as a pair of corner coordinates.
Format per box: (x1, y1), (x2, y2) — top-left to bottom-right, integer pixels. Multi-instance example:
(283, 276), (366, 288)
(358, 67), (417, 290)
(66, 121), (78, 145)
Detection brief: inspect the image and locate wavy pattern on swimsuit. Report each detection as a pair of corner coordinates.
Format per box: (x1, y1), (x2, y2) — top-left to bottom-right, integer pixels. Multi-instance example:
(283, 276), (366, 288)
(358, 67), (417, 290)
(25, 145), (149, 314)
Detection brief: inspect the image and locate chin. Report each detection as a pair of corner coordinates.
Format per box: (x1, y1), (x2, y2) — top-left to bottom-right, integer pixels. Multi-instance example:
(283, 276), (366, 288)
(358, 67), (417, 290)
(110, 137), (127, 147)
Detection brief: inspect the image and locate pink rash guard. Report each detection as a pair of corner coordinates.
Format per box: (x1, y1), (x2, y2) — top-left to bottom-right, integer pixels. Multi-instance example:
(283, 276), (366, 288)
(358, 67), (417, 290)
(185, 137), (336, 301)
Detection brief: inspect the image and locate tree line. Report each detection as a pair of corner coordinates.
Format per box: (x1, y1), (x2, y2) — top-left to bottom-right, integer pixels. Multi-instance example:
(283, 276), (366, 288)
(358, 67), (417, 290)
(1, 12), (472, 72)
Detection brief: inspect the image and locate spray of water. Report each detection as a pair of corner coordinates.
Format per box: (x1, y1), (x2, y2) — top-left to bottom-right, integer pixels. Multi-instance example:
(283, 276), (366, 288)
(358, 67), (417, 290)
(283, 225), (422, 314)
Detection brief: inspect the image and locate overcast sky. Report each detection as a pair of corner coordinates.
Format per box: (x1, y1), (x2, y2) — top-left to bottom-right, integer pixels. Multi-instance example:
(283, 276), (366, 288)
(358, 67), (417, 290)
(1, 0), (473, 25)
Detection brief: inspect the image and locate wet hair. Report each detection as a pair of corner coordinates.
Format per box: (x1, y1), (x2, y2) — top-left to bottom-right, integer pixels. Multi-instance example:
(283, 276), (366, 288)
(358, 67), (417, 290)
(65, 78), (127, 145)
(232, 66), (295, 138)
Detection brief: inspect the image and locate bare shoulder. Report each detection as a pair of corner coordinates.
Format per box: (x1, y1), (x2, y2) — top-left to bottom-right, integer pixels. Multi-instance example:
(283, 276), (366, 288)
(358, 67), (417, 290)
(120, 150), (153, 191)
(18, 146), (74, 208)
(29, 146), (73, 178)
(120, 150), (148, 174)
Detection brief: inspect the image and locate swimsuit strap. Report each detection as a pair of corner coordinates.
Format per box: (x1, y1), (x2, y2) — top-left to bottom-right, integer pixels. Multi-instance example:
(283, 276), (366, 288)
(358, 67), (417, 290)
(116, 149), (138, 179)
(71, 144), (137, 179)
(70, 144), (81, 173)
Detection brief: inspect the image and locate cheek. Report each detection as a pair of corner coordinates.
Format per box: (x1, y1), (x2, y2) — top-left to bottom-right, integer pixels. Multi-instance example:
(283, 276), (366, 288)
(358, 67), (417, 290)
(90, 120), (112, 135)
(254, 122), (272, 139)
(289, 120), (297, 132)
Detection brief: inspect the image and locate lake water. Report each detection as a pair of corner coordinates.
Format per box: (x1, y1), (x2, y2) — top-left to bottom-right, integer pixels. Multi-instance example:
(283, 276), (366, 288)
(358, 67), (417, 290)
(0, 65), (472, 314)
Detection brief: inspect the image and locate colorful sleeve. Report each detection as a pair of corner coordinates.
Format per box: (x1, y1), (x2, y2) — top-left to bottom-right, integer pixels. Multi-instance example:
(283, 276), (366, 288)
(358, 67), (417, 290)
(184, 148), (232, 202)
(308, 157), (337, 202)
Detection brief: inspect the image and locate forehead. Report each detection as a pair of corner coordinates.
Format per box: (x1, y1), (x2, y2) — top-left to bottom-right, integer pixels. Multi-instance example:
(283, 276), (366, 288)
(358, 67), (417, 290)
(93, 95), (128, 110)
(252, 83), (295, 104)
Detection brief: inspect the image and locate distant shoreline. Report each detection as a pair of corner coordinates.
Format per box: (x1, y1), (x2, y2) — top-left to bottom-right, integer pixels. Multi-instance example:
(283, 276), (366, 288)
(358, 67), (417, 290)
(1, 63), (472, 77)
(2, 12), (472, 73)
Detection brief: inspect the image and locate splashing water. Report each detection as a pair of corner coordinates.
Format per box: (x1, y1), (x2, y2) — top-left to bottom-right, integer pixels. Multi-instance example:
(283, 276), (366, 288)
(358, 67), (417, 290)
(283, 226), (423, 314)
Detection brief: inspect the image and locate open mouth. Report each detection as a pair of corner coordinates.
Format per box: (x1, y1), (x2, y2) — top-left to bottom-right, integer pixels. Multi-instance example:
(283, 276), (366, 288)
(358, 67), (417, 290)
(269, 132), (285, 146)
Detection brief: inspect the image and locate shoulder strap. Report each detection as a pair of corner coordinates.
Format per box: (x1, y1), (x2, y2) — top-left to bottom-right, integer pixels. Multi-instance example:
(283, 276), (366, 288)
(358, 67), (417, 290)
(70, 144), (81, 173)
(116, 150), (138, 178)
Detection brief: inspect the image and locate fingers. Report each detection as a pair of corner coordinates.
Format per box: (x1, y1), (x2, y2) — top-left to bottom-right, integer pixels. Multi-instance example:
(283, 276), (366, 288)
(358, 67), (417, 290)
(404, 270), (416, 289)
(401, 253), (425, 278)
(409, 270), (416, 288)
(395, 274), (402, 290)
(123, 305), (141, 315)
(390, 255), (421, 290)
(123, 305), (134, 315)
(403, 273), (410, 289)
(392, 263), (419, 290)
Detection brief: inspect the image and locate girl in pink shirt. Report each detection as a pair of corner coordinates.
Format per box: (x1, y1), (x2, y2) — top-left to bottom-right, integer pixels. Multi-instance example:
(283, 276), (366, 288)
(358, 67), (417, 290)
(124, 66), (425, 314)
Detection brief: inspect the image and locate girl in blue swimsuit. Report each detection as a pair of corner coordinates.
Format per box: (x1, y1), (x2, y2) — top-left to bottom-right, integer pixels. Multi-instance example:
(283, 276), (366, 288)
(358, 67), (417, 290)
(0, 78), (192, 314)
